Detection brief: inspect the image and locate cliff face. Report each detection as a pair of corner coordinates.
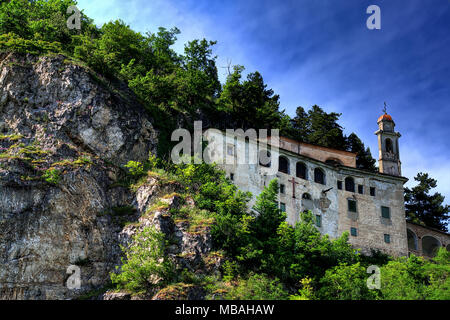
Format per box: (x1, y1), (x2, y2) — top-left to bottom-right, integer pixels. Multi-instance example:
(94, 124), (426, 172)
(107, 178), (222, 301)
(0, 53), (159, 299)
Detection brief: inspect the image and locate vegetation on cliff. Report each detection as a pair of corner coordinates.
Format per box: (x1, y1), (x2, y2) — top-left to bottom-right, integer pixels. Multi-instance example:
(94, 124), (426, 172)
(111, 157), (449, 300)
(0, 0), (448, 300)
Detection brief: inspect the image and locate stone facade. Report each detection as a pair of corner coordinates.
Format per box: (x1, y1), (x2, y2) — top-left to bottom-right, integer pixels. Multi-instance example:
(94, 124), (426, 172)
(205, 114), (409, 257)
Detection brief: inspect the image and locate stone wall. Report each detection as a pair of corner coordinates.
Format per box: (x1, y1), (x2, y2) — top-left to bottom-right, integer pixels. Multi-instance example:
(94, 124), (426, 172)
(208, 130), (409, 257)
(336, 169), (408, 257)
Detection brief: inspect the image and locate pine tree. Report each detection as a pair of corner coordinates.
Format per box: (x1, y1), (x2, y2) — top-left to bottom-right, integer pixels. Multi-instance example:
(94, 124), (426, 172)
(404, 172), (449, 232)
(347, 133), (377, 172)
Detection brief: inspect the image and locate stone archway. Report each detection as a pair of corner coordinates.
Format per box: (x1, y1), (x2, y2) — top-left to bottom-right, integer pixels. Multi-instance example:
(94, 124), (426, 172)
(407, 228), (418, 251)
(422, 235), (441, 257)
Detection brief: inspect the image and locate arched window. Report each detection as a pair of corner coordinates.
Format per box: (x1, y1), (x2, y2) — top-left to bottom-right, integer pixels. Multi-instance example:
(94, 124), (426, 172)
(345, 177), (355, 192)
(278, 156), (289, 174)
(385, 138), (393, 153)
(407, 229), (418, 251)
(259, 149), (271, 167)
(302, 193), (312, 200)
(422, 236), (441, 257)
(314, 168), (325, 185)
(296, 162), (307, 180)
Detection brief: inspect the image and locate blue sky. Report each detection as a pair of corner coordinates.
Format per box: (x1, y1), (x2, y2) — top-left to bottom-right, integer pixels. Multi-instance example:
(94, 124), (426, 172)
(77, 0), (450, 204)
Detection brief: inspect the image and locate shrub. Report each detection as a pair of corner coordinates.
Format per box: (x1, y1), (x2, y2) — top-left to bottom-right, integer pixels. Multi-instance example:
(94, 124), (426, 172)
(289, 277), (315, 300)
(423, 248), (450, 300)
(111, 226), (175, 294)
(317, 262), (378, 300)
(225, 273), (288, 300)
(221, 260), (239, 282)
(42, 168), (61, 184)
(0, 33), (61, 55)
(124, 160), (145, 177)
(379, 249), (450, 300)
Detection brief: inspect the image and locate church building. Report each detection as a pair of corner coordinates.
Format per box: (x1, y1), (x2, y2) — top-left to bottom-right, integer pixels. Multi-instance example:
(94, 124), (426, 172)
(207, 112), (410, 257)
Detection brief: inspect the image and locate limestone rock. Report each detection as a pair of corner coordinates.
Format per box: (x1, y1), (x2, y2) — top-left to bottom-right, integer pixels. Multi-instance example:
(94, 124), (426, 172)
(0, 52), (217, 300)
(102, 291), (132, 300)
(0, 52), (158, 300)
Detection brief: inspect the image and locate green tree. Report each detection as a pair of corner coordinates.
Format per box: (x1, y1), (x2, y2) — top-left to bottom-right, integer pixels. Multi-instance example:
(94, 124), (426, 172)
(404, 172), (449, 232)
(0, 0), (32, 38)
(318, 262), (378, 300)
(288, 106), (311, 141)
(174, 161), (252, 257)
(288, 105), (347, 151)
(28, 0), (84, 46)
(288, 212), (358, 283)
(236, 181), (359, 285)
(218, 66), (284, 129)
(182, 39), (221, 102)
(74, 19), (150, 78)
(305, 105), (347, 150)
(110, 226), (175, 293)
(237, 179), (287, 273)
(347, 133), (377, 172)
(250, 179), (285, 241)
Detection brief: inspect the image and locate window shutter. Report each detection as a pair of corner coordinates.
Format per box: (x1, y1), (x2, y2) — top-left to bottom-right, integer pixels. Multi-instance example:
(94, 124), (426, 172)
(381, 206), (390, 219)
(348, 199), (357, 212)
(315, 215), (322, 227)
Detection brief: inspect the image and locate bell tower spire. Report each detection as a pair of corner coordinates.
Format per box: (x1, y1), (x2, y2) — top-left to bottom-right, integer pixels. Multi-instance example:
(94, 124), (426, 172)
(375, 104), (402, 176)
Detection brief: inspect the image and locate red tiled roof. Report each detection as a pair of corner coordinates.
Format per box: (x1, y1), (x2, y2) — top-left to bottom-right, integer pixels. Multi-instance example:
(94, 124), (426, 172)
(378, 113), (393, 122)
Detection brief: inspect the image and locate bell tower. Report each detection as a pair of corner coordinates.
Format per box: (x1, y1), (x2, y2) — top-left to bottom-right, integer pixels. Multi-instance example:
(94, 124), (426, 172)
(375, 104), (402, 176)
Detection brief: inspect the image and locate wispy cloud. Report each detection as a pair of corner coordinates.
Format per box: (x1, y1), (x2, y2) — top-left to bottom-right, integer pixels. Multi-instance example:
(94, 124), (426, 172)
(77, 0), (450, 204)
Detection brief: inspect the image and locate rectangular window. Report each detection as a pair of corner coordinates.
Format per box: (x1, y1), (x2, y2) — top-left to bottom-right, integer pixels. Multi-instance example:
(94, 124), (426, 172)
(280, 202), (286, 212)
(351, 227), (358, 237)
(358, 185), (364, 194)
(370, 187), (376, 197)
(315, 215), (322, 227)
(384, 234), (391, 243)
(230, 173), (234, 181)
(280, 184), (285, 194)
(348, 199), (357, 212)
(227, 145), (234, 156)
(337, 180), (343, 190)
(381, 206), (391, 219)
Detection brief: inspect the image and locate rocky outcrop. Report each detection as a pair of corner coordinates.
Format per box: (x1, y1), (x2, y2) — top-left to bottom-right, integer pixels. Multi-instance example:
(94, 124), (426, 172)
(0, 52), (157, 165)
(0, 52), (158, 299)
(122, 180), (219, 274)
(0, 52), (221, 300)
(103, 177), (223, 300)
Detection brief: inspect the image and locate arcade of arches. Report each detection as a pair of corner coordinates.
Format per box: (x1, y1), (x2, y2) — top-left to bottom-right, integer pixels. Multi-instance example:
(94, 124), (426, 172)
(406, 222), (450, 258)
